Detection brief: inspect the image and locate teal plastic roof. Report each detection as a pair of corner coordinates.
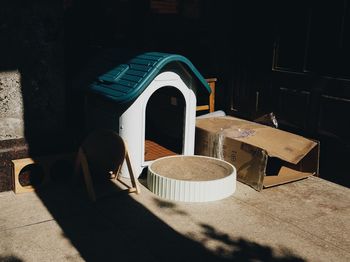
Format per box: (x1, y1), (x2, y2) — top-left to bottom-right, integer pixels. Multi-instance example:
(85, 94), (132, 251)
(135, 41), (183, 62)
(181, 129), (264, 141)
(89, 52), (211, 104)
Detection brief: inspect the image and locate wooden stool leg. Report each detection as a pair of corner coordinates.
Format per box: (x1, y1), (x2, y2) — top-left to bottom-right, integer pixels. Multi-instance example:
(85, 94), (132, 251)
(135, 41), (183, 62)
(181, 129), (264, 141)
(78, 148), (97, 202)
(125, 149), (140, 194)
(113, 164), (123, 180)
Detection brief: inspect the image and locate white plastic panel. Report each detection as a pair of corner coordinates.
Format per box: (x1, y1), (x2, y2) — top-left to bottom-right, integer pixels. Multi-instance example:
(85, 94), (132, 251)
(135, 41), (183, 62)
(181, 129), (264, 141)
(118, 72), (196, 178)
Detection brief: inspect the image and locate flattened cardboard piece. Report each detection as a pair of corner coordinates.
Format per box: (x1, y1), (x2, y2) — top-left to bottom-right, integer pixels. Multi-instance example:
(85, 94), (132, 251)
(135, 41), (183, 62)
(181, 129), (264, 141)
(295, 140), (320, 174)
(195, 116), (319, 191)
(196, 116), (318, 164)
(263, 166), (313, 188)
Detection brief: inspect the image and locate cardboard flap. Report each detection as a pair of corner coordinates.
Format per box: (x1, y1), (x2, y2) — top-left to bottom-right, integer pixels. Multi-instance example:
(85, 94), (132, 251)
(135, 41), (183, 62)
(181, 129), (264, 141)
(263, 166), (313, 188)
(196, 116), (318, 164)
(234, 127), (317, 164)
(196, 117), (253, 133)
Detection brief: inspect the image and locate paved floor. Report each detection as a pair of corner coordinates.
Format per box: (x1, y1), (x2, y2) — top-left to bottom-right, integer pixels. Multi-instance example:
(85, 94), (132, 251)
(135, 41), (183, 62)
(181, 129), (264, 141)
(0, 176), (349, 262)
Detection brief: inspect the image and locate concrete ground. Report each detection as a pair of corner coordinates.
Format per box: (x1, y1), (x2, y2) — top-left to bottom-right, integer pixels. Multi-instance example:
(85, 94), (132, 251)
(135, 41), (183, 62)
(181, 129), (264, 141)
(0, 176), (349, 262)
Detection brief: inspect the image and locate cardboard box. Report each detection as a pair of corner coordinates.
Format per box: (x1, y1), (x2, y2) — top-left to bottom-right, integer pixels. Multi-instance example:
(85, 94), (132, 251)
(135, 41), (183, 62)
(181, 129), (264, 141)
(195, 116), (319, 191)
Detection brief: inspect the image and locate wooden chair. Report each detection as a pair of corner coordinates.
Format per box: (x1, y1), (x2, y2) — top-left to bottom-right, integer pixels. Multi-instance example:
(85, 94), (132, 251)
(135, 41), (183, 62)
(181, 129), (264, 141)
(74, 129), (140, 201)
(196, 78), (217, 113)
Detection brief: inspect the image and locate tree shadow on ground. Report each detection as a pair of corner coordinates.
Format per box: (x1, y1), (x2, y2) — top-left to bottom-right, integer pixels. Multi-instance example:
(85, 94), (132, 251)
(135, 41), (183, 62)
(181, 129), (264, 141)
(32, 174), (306, 261)
(199, 223), (305, 261)
(34, 180), (217, 261)
(0, 255), (23, 262)
(152, 197), (305, 262)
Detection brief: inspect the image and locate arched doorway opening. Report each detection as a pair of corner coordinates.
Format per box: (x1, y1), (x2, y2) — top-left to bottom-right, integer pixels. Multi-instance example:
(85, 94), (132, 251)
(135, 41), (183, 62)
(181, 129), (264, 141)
(144, 86), (186, 162)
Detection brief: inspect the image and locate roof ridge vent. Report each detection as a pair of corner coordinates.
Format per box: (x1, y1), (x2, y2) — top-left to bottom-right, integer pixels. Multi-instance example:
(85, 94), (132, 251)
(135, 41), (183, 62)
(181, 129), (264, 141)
(98, 64), (129, 84)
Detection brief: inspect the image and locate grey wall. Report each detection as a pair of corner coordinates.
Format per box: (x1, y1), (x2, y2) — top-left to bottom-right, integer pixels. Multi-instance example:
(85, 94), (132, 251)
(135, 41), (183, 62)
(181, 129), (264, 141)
(0, 1), (65, 145)
(0, 71), (24, 140)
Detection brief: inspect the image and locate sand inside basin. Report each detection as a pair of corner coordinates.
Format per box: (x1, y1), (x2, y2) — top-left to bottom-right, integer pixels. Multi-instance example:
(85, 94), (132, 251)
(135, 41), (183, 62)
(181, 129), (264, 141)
(149, 156), (233, 181)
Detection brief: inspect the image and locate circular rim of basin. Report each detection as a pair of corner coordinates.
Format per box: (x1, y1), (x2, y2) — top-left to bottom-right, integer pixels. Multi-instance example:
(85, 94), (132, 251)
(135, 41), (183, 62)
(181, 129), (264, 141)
(147, 155), (237, 202)
(148, 155), (236, 182)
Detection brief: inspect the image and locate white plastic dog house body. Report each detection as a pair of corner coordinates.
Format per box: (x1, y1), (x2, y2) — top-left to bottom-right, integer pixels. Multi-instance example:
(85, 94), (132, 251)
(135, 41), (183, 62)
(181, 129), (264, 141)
(118, 71), (196, 177)
(86, 51), (211, 178)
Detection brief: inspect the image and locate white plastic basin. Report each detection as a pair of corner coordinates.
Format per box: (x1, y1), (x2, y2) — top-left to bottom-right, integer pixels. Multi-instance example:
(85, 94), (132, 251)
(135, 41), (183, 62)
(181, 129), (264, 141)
(147, 155), (236, 202)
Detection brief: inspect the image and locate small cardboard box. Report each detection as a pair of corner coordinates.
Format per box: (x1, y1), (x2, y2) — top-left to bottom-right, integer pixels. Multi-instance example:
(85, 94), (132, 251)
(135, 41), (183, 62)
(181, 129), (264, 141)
(195, 116), (319, 191)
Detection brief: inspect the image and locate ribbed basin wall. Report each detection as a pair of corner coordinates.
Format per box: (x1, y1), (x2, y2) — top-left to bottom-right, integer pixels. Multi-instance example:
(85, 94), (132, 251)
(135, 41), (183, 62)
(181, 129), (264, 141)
(147, 156), (236, 202)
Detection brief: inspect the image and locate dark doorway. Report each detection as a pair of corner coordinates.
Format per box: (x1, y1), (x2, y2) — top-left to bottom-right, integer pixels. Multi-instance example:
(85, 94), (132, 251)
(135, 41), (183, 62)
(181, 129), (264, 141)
(144, 86), (185, 161)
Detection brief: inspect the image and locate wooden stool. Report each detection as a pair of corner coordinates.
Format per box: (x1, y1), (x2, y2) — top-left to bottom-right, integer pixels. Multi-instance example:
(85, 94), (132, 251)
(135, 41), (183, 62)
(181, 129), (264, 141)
(196, 78), (217, 113)
(74, 129), (140, 201)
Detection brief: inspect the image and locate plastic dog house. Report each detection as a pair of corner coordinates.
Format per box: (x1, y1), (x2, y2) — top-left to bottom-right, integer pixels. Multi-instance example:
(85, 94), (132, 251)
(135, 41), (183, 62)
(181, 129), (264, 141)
(86, 51), (211, 178)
